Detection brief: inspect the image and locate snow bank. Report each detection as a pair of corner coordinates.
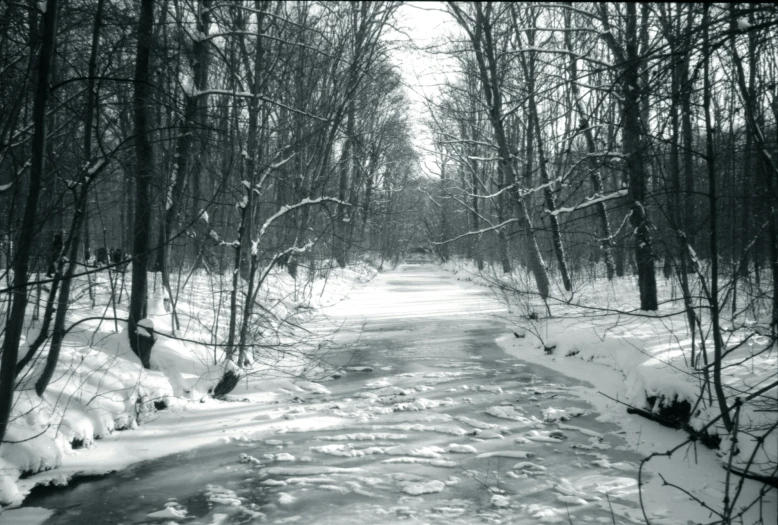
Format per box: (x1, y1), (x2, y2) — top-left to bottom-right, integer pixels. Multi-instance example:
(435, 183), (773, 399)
(443, 258), (777, 478)
(441, 257), (777, 525)
(0, 261), (378, 508)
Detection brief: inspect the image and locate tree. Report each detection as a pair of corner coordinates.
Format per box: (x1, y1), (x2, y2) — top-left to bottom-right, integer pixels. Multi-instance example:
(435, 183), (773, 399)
(128, 0), (156, 367)
(447, 1), (550, 299)
(0, 0), (60, 444)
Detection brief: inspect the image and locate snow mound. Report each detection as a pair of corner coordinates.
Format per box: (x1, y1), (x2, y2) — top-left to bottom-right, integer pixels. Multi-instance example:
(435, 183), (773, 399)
(477, 385), (503, 394)
(486, 406), (542, 427)
(524, 430), (568, 443)
(317, 432), (408, 441)
(541, 407), (587, 422)
(384, 445), (444, 458)
(491, 494), (510, 507)
(446, 443), (477, 454)
(259, 466), (363, 477)
(147, 506), (187, 519)
(310, 444), (384, 457)
(402, 480), (445, 495)
(476, 450), (534, 459)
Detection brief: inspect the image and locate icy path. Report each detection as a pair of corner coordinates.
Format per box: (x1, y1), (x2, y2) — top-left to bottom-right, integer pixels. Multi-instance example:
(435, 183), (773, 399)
(23, 265), (663, 524)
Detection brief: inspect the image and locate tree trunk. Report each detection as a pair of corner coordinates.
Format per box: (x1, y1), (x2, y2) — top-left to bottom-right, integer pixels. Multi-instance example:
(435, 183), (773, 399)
(0, 0), (59, 444)
(703, 4), (732, 431)
(530, 101), (569, 289)
(449, 2), (549, 297)
(36, 0), (105, 395)
(128, 0), (156, 366)
(334, 102), (354, 268)
(601, 3), (658, 310)
(564, 7), (615, 280)
(666, 6), (696, 349)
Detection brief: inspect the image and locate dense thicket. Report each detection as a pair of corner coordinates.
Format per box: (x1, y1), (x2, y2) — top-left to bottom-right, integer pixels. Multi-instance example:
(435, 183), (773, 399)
(427, 3), (778, 319)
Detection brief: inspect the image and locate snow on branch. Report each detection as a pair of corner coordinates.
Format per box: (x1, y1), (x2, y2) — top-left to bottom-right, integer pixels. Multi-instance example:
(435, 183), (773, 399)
(253, 197), (347, 254)
(256, 154), (295, 191)
(205, 31), (337, 62)
(468, 177), (566, 202)
(432, 219), (518, 246)
(468, 183), (517, 201)
(467, 155), (502, 162)
(196, 89), (328, 122)
(598, 210), (632, 242)
(257, 241), (316, 284)
(548, 189), (628, 217)
(519, 177), (560, 198)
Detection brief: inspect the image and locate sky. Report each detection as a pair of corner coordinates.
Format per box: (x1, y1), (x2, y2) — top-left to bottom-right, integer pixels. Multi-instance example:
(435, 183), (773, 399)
(385, 2), (460, 180)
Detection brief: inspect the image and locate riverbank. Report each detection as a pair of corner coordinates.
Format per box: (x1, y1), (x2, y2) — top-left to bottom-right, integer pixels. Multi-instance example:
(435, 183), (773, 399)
(443, 258), (777, 522)
(0, 262), (378, 513)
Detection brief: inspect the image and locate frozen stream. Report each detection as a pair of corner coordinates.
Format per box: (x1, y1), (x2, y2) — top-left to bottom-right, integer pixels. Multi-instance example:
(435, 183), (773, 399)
(24, 265), (652, 524)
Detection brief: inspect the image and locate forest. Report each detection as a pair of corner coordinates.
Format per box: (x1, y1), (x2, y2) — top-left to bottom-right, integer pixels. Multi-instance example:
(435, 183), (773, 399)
(0, 2), (776, 524)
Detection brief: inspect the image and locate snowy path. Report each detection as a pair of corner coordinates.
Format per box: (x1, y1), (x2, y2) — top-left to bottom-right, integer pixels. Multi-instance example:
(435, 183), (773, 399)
(23, 265), (663, 524)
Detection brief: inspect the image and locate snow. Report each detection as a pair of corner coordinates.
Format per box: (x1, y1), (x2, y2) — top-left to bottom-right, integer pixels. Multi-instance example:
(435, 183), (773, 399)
(513, 461), (546, 472)
(524, 430), (568, 443)
(317, 432), (407, 441)
(0, 476), (19, 505)
(259, 466), (364, 477)
(490, 494), (510, 507)
(477, 385), (503, 394)
(446, 443), (477, 453)
(4, 263), (774, 524)
(277, 492), (296, 506)
(309, 444), (384, 457)
(548, 188), (628, 217)
(384, 445), (444, 458)
(476, 450), (534, 459)
(486, 405), (541, 427)
(443, 258), (776, 524)
(2, 262), (379, 508)
(147, 506), (187, 519)
(401, 480), (445, 495)
(542, 406), (588, 422)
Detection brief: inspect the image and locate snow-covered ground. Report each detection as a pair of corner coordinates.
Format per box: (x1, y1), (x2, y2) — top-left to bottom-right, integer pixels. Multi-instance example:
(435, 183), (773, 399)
(4, 263), (773, 524)
(0, 261), (378, 513)
(444, 258), (777, 521)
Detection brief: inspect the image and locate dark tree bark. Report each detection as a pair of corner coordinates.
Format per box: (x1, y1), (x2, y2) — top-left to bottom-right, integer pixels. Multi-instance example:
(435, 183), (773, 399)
(128, 0), (156, 366)
(702, 4), (732, 432)
(599, 3), (658, 310)
(158, 0), (212, 289)
(36, 0), (105, 395)
(0, 0), (60, 444)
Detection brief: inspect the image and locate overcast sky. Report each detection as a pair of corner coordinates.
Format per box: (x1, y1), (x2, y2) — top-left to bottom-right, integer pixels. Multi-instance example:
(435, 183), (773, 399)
(386, 2), (460, 179)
